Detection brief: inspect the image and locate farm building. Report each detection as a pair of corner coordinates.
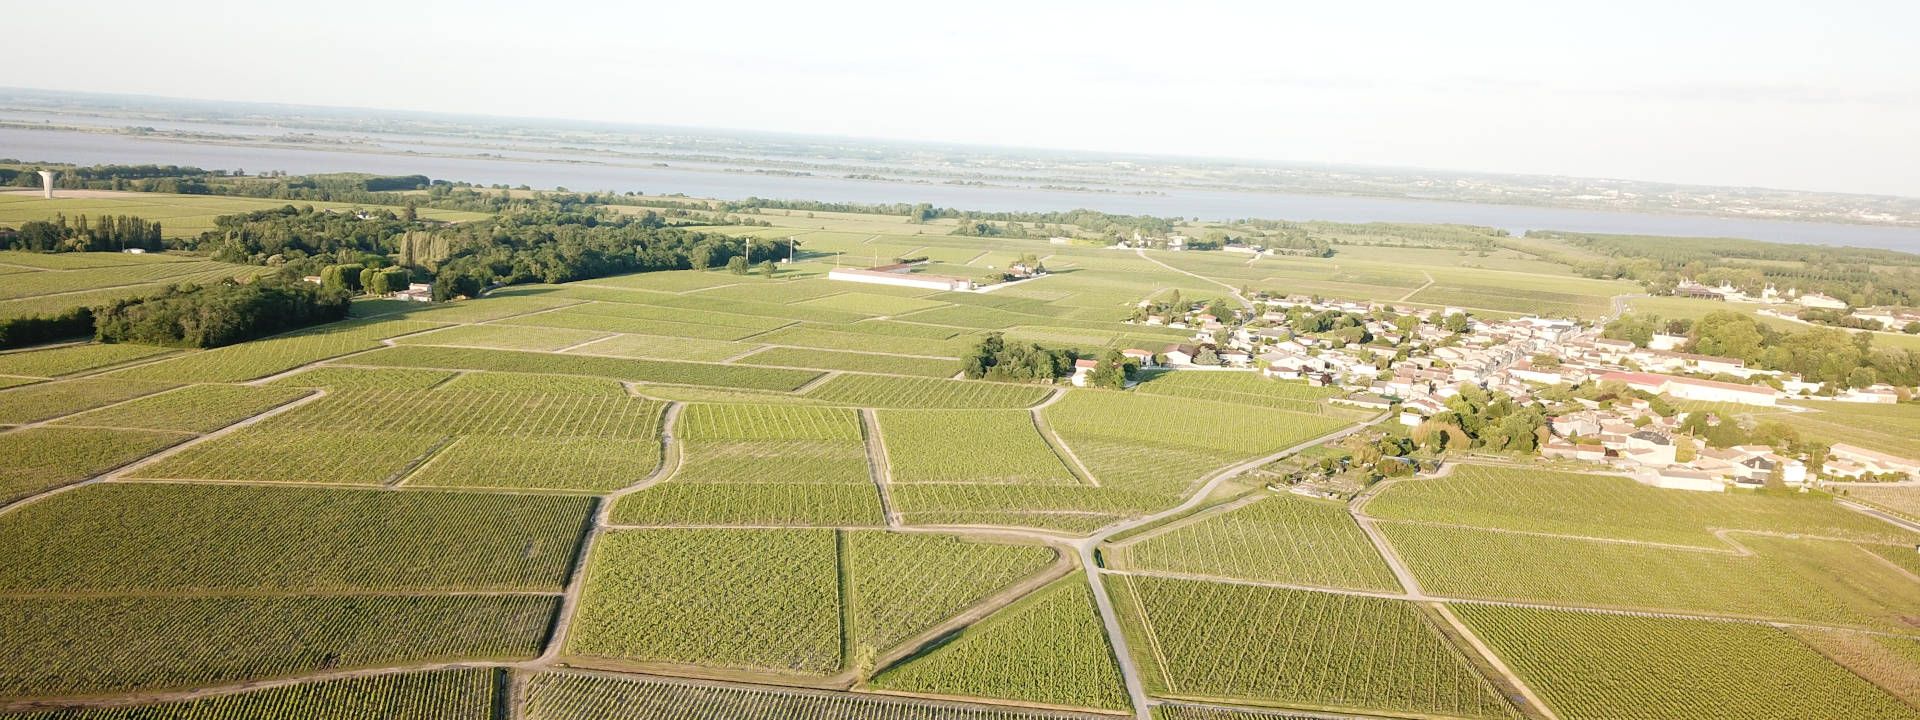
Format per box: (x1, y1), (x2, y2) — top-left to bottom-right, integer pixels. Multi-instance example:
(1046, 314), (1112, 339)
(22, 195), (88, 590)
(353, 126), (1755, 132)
(1070, 359), (1100, 387)
(828, 263), (975, 292)
(1827, 444), (1920, 480)
(1598, 371), (1778, 407)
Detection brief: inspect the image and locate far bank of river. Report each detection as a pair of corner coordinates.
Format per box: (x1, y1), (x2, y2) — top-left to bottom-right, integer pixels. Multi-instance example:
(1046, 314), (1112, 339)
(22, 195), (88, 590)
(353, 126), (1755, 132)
(4, 126), (1917, 252)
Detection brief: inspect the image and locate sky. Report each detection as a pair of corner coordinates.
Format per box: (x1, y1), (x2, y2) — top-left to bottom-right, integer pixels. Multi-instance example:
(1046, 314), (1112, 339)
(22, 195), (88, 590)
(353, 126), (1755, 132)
(5, 0), (1918, 197)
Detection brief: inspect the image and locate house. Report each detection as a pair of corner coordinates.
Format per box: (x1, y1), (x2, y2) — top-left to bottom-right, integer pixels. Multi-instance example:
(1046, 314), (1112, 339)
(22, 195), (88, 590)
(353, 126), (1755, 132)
(829, 266), (974, 292)
(395, 283), (434, 302)
(1162, 344), (1198, 366)
(1797, 292), (1848, 311)
(1625, 430), (1678, 466)
(1599, 371), (1778, 407)
(1836, 385), (1900, 404)
(1648, 333), (1688, 351)
(1828, 444), (1920, 480)
(1070, 359), (1100, 387)
(1330, 393), (1392, 410)
(1122, 348), (1156, 367)
(1640, 466), (1727, 492)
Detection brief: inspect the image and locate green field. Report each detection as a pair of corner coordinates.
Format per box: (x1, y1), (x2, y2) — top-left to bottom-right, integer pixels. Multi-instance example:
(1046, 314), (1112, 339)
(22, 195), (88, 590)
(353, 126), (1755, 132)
(0, 483), (593, 592)
(1106, 494), (1401, 592)
(880, 409), (1081, 485)
(521, 671), (1103, 720)
(0, 192), (486, 237)
(1455, 605), (1918, 720)
(0, 594), (554, 699)
(0, 669), (499, 720)
(1382, 522), (1920, 630)
(870, 574), (1130, 712)
(1365, 464), (1910, 547)
(1112, 575), (1515, 718)
(6, 196), (1915, 719)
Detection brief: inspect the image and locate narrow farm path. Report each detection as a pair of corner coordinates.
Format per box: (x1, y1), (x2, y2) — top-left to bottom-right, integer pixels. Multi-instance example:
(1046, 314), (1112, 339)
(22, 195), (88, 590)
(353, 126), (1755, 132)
(859, 408), (903, 528)
(1132, 247), (1252, 312)
(1031, 388), (1100, 486)
(1397, 271), (1435, 303)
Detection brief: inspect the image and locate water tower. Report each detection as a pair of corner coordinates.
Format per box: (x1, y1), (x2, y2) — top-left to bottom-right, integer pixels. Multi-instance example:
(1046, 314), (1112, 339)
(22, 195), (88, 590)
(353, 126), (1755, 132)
(36, 170), (54, 199)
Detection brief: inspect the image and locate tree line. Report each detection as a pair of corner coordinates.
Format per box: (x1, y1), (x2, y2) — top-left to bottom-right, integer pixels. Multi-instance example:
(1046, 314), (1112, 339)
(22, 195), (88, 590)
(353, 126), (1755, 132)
(1, 214), (163, 252)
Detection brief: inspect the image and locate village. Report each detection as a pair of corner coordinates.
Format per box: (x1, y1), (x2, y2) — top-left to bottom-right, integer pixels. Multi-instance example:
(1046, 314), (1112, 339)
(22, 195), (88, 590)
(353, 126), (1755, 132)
(1113, 290), (1920, 494)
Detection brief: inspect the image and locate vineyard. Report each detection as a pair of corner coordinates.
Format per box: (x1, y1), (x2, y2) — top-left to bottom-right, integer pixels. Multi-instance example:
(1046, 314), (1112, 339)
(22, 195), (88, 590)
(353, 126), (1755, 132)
(2, 222), (1914, 720)
(845, 531), (1060, 656)
(347, 345), (821, 391)
(1111, 575), (1516, 719)
(0, 483), (594, 592)
(0, 669), (499, 720)
(566, 528), (846, 676)
(1454, 605), (1918, 720)
(1, 426), (189, 504)
(1779, 400), (1920, 459)
(879, 410), (1081, 485)
(803, 374), (1051, 409)
(0, 343), (170, 378)
(1364, 464), (1908, 546)
(51, 384), (310, 433)
(0, 594), (555, 699)
(521, 672), (1101, 720)
(1105, 495), (1401, 592)
(870, 574), (1131, 712)
(0, 377), (180, 425)
(1381, 522), (1920, 630)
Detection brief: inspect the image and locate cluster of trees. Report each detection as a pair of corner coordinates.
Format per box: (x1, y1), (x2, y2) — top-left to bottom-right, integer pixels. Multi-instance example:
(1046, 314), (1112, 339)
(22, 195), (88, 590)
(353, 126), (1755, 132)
(427, 210), (784, 300)
(958, 332), (1078, 382)
(319, 263), (411, 295)
(194, 205), (431, 264)
(1083, 350), (1142, 388)
(1410, 385), (1548, 454)
(1608, 310), (1920, 389)
(1535, 230), (1920, 308)
(92, 274), (349, 348)
(2, 214), (164, 252)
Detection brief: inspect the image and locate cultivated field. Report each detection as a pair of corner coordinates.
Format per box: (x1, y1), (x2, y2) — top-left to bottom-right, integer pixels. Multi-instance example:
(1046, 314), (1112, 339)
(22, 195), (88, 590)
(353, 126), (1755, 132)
(2, 200), (1914, 720)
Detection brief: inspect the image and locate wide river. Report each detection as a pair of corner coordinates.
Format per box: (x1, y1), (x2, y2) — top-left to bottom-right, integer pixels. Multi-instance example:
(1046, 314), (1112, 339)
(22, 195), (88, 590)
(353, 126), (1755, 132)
(4, 126), (1917, 252)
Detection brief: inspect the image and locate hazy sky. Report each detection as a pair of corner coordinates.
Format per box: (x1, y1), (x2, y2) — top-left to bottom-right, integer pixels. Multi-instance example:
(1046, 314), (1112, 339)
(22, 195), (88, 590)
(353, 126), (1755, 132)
(6, 1), (1917, 196)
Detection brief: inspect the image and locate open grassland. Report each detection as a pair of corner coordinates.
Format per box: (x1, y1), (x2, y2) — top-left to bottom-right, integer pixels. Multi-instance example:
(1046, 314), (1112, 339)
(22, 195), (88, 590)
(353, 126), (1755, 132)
(1455, 605), (1919, 720)
(51, 384), (309, 433)
(521, 672), (1104, 720)
(566, 528), (844, 676)
(804, 374), (1050, 409)
(0, 595), (554, 700)
(880, 410), (1081, 485)
(1365, 464), (1910, 546)
(0, 669), (499, 720)
(870, 574), (1130, 713)
(1778, 400), (1920, 459)
(345, 345), (821, 391)
(0, 427), (189, 504)
(1381, 522), (1920, 630)
(0, 343), (171, 378)
(1112, 576), (1514, 719)
(0, 483), (593, 592)
(1106, 495), (1401, 592)
(0, 192), (485, 237)
(846, 531), (1059, 657)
